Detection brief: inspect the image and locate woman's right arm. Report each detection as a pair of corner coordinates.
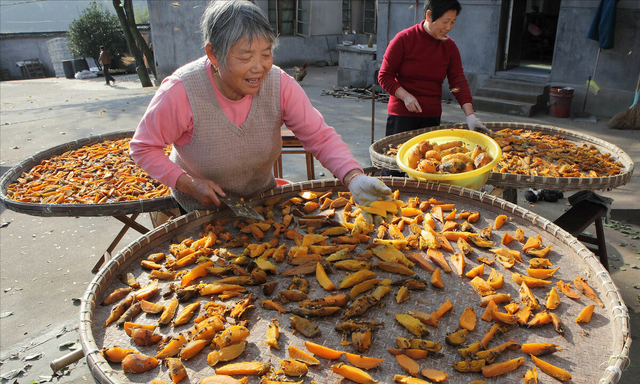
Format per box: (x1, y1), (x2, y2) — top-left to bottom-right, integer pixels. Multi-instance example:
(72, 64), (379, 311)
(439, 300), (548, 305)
(129, 77), (193, 190)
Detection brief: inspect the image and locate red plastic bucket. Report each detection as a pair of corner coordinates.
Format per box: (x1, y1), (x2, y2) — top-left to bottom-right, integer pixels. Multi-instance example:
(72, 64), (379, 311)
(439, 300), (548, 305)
(549, 86), (574, 118)
(275, 178), (291, 186)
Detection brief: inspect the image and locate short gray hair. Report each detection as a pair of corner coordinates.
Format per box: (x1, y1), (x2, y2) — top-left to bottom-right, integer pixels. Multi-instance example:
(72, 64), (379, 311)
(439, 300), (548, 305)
(201, 0), (277, 70)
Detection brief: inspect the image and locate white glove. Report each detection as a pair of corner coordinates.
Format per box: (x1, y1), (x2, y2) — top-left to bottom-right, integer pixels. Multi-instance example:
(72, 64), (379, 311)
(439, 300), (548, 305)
(348, 174), (392, 206)
(466, 113), (490, 134)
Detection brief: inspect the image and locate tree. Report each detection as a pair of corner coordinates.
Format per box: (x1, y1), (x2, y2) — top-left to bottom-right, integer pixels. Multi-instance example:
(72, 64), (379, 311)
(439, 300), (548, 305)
(67, 2), (127, 71)
(112, 0), (156, 86)
(134, 4), (149, 24)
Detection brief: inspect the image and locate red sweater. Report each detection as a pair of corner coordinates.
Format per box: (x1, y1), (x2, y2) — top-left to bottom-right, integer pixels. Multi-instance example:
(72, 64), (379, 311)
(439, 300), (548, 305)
(379, 23), (473, 118)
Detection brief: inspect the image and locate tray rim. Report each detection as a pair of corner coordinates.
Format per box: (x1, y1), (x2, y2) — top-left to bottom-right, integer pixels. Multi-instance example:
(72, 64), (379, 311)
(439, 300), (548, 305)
(79, 178), (631, 384)
(369, 122), (635, 191)
(0, 130), (178, 217)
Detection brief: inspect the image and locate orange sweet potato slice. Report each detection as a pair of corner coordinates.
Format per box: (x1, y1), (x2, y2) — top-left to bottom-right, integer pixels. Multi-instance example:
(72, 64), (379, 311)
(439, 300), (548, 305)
(449, 253), (466, 277)
(481, 357), (524, 378)
(465, 263), (484, 278)
(458, 307), (477, 331)
(305, 341), (344, 360)
(430, 268), (444, 288)
(494, 215), (508, 229)
(530, 354), (572, 381)
(420, 369), (448, 383)
(436, 299), (454, 319)
(426, 249), (451, 273)
(215, 361), (270, 376)
(573, 277), (604, 308)
(501, 232), (515, 245)
(396, 354), (420, 376)
(576, 304), (595, 323)
(332, 362), (378, 384)
(121, 354), (159, 373)
(345, 353), (385, 369)
(521, 343), (560, 356)
(468, 211), (480, 223)
(481, 300), (497, 322)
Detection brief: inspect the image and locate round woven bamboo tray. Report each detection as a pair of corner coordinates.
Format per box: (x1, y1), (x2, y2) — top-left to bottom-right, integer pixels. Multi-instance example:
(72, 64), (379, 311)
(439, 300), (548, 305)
(369, 122), (634, 191)
(79, 178), (630, 384)
(0, 130), (178, 217)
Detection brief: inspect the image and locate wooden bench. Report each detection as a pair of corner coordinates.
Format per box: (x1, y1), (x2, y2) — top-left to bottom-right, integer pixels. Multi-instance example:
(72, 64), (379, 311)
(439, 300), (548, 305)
(553, 199), (609, 271)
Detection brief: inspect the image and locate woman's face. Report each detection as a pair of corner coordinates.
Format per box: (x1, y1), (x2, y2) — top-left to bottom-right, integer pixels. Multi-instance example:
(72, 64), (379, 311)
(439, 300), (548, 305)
(206, 35), (273, 101)
(424, 9), (457, 40)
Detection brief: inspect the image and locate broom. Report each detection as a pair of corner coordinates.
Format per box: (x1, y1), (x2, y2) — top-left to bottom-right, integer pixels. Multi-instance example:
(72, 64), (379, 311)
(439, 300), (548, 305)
(609, 72), (640, 130)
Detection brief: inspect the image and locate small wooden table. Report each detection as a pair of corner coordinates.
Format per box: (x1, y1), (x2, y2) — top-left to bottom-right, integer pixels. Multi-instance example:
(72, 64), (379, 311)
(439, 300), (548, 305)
(274, 129), (316, 180)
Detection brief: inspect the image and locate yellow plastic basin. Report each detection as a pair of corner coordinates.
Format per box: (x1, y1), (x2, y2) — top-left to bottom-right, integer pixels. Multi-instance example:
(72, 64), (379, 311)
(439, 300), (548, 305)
(396, 129), (502, 190)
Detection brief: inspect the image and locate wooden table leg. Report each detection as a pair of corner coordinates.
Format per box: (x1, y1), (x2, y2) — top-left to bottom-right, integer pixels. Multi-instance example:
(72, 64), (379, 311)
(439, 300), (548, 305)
(91, 213), (150, 273)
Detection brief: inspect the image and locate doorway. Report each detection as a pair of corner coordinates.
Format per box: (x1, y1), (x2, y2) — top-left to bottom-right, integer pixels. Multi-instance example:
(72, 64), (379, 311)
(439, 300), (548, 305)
(497, 0), (561, 77)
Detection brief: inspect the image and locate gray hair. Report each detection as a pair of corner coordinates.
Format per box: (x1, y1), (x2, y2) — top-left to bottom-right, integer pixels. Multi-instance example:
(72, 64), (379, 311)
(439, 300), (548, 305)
(201, 0), (277, 70)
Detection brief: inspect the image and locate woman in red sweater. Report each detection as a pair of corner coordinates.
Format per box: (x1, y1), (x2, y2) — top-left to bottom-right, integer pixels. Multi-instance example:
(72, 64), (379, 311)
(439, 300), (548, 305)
(378, 0), (486, 137)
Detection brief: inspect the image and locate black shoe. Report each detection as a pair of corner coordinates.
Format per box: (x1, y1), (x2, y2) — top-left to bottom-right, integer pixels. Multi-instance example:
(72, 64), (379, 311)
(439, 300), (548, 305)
(524, 189), (538, 203)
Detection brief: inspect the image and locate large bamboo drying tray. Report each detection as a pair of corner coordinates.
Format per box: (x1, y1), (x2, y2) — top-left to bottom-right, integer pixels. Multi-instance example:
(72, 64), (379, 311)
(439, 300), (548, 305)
(80, 179), (631, 384)
(0, 130), (178, 217)
(369, 122), (634, 191)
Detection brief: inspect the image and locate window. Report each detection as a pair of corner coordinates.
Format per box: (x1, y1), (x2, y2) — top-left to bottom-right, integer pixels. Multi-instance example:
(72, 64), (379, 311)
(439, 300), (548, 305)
(342, 0), (351, 33)
(297, 0), (311, 37)
(363, 0), (376, 34)
(268, 0), (312, 37)
(268, 0), (295, 36)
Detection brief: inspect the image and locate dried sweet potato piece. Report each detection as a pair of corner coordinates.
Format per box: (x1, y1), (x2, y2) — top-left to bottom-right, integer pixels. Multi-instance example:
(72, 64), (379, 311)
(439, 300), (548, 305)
(573, 277), (604, 307)
(481, 357), (524, 378)
(215, 361), (270, 376)
(576, 304), (595, 323)
(332, 362), (378, 383)
(345, 353), (385, 370)
(522, 343), (560, 356)
(530, 354), (572, 381)
(121, 353), (159, 373)
(396, 354), (420, 376)
(430, 268), (444, 288)
(458, 307), (477, 331)
(305, 340), (344, 360)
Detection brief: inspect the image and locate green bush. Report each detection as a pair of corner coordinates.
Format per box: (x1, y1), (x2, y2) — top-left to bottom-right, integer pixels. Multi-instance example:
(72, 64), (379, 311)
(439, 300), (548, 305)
(67, 2), (128, 69)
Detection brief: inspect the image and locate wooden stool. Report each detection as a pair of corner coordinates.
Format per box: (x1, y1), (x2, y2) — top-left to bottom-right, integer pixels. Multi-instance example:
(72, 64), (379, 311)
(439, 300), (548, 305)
(553, 199), (609, 271)
(274, 128), (316, 180)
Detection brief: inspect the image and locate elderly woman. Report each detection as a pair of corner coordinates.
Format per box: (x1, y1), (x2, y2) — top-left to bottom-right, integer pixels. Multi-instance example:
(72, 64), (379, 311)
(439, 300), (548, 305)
(131, 0), (390, 213)
(378, 0), (487, 136)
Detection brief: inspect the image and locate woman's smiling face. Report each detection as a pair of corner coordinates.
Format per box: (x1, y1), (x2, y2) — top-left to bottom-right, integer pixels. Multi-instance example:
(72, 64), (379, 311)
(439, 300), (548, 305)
(424, 9), (457, 40)
(206, 35), (273, 101)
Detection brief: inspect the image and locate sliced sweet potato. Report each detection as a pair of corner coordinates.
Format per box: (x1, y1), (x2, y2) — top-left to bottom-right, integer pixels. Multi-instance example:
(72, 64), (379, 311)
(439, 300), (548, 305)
(420, 368), (447, 382)
(396, 354), (420, 376)
(501, 232), (515, 245)
(121, 353), (159, 373)
(332, 362), (378, 384)
(465, 263), (484, 278)
(207, 341), (247, 367)
(305, 341), (344, 360)
(530, 354), (572, 381)
(316, 262), (336, 291)
(345, 353), (385, 369)
(430, 268), (444, 288)
(494, 215), (508, 229)
(576, 304), (595, 323)
(481, 357), (524, 378)
(450, 253), (465, 277)
(521, 342), (560, 356)
(458, 307), (477, 331)
(215, 361), (271, 376)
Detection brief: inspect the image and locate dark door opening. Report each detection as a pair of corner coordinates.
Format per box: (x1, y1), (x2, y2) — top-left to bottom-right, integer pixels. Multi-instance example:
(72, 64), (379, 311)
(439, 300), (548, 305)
(497, 0), (561, 73)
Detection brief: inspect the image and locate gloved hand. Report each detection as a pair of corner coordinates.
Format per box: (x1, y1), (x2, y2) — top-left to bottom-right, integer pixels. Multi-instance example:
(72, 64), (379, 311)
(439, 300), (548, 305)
(348, 174), (393, 206)
(466, 113), (490, 134)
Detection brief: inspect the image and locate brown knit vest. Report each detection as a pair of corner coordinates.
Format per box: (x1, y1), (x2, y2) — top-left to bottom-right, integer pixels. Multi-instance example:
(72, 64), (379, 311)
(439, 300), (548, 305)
(170, 56), (282, 212)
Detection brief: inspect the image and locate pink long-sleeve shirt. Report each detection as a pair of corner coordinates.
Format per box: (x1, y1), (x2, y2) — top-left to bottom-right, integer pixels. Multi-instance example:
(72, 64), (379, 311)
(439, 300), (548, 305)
(130, 59), (361, 189)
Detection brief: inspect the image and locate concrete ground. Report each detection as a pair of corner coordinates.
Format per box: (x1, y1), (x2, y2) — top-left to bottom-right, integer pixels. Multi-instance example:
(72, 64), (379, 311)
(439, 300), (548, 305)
(0, 66), (638, 383)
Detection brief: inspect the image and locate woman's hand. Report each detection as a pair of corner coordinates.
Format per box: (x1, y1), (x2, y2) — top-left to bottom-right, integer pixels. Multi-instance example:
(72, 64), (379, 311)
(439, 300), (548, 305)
(395, 87), (423, 113)
(465, 113), (490, 134)
(347, 174), (393, 206)
(175, 173), (226, 206)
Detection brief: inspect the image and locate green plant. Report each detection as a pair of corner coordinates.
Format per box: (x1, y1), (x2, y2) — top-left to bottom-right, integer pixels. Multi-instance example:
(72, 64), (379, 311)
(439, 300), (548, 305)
(67, 2), (127, 69)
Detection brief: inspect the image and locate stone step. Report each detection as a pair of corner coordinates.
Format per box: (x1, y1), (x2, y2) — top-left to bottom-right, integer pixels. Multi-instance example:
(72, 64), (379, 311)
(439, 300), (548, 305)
(473, 96), (541, 117)
(475, 87), (544, 104)
(483, 78), (549, 94)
